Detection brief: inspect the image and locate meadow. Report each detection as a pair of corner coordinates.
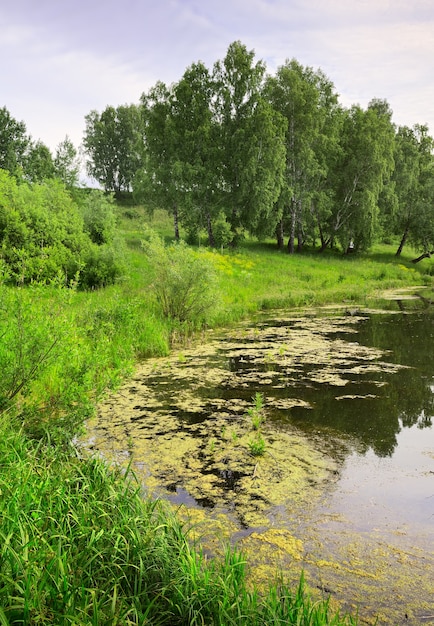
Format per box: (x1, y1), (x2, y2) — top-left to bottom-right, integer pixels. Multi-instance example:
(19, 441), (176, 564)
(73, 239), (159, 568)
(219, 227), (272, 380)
(1, 202), (432, 624)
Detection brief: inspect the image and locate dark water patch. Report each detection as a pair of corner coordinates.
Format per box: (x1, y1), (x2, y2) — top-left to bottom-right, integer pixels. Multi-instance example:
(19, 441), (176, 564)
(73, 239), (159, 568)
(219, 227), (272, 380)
(166, 485), (216, 509)
(219, 468), (244, 491)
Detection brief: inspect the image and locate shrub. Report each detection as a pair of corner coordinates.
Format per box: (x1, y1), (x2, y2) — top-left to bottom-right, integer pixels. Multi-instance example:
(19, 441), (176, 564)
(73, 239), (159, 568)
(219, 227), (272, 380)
(0, 171), (88, 284)
(213, 212), (233, 249)
(79, 238), (127, 289)
(142, 230), (218, 326)
(0, 172), (126, 289)
(80, 189), (117, 245)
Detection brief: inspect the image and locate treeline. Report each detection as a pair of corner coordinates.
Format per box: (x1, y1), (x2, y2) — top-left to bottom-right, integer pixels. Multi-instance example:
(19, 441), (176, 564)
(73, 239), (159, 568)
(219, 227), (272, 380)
(81, 41), (434, 258)
(2, 40), (434, 264)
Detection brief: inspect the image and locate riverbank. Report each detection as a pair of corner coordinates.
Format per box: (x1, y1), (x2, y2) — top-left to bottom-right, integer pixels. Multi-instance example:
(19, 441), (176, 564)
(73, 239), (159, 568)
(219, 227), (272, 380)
(1, 204), (433, 624)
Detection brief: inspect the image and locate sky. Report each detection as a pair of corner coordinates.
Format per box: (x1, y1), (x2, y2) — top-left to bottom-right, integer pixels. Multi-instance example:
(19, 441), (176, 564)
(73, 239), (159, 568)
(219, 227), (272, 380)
(1, 0), (434, 161)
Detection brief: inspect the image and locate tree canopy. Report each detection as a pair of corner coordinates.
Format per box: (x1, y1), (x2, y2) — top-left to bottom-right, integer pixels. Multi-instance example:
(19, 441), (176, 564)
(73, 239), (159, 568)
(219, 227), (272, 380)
(83, 104), (143, 196)
(128, 42), (434, 254)
(3, 40), (432, 259)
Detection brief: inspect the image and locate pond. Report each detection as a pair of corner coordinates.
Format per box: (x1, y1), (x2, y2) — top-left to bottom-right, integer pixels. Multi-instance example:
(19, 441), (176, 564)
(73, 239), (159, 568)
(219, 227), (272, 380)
(83, 291), (434, 625)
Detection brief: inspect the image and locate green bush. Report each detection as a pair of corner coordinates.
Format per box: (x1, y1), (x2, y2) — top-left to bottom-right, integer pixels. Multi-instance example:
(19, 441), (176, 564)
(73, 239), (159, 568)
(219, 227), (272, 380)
(213, 212), (233, 248)
(0, 170), (126, 289)
(0, 170), (87, 284)
(142, 230), (218, 327)
(79, 238), (127, 289)
(80, 189), (117, 245)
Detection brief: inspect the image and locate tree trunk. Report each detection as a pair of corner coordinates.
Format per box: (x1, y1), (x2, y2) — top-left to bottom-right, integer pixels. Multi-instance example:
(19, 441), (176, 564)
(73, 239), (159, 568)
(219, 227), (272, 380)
(206, 212), (215, 248)
(395, 223), (409, 257)
(173, 204), (180, 241)
(287, 203), (296, 254)
(319, 237), (331, 253)
(412, 251), (434, 264)
(276, 219), (284, 250)
(297, 228), (303, 252)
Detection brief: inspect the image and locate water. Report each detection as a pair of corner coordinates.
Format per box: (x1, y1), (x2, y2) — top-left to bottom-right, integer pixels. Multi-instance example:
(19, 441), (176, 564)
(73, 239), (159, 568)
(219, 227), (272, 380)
(85, 297), (434, 624)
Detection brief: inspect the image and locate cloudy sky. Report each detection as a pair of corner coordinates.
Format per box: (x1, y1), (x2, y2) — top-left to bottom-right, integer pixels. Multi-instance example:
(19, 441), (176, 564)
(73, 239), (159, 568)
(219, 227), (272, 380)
(1, 0), (434, 156)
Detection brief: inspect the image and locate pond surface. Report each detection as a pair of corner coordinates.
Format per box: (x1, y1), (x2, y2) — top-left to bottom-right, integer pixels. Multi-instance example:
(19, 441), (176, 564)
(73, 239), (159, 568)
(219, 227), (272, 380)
(84, 292), (434, 625)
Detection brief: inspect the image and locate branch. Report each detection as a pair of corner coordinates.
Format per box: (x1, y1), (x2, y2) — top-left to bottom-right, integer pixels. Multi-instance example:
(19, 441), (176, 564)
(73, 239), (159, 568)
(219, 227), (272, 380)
(411, 251), (434, 264)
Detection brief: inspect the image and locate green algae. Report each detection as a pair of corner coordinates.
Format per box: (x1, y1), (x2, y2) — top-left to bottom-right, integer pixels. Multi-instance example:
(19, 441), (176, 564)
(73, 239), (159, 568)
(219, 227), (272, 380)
(82, 307), (433, 626)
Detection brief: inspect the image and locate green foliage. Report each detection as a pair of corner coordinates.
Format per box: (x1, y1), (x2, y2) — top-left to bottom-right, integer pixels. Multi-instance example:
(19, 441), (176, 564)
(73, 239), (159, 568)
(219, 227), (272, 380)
(331, 100), (396, 252)
(213, 212), (233, 248)
(248, 431), (266, 456)
(0, 106), (29, 177)
(142, 230), (218, 326)
(0, 170), (126, 289)
(81, 41), (434, 254)
(24, 140), (55, 182)
(248, 391), (265, 430)
(0, 170), (88, 284)
(0, 285), (64, 413)
(54, 135), (81, 188)
(83, 104), (143, 194)
(80, 189), (117, 245)
(247, 392), (266, 455)
(80, 239), (127, 289)
(0, 281), (170, 442)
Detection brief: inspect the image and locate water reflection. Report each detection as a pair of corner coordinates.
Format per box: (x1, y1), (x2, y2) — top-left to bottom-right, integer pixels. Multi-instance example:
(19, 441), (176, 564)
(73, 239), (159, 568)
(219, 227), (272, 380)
(224, 308), (434, 458)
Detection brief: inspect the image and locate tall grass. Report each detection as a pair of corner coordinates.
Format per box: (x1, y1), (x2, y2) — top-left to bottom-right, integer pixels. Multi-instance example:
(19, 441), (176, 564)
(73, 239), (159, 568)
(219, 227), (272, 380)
(0, 417), (356, 625)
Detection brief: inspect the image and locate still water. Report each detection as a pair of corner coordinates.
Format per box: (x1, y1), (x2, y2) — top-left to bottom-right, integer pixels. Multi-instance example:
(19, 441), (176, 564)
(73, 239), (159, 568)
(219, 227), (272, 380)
(85, 295), (434, 625)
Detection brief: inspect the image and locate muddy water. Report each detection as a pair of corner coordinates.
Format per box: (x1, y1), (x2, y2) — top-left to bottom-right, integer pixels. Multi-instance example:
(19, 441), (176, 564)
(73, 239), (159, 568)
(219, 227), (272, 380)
(83, 294), (434, 625)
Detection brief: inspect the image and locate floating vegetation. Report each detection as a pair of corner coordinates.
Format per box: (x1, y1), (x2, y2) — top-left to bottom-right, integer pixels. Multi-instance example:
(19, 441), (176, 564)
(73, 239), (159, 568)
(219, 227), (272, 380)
(83, 306), (434, 625)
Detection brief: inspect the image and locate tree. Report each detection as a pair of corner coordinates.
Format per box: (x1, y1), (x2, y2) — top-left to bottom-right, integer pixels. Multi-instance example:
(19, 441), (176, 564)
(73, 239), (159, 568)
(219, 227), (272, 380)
(83, 104), (143, 195)
(169, 62), (222, 246)
(54, 136), (81, 188)
(138, 81), (182, 240)
(212, 41), (286, 242)
(265, 60), (341, 252)
(409, 133), (434, 262)
(25, 140), (55, 182)
(325, 100), (395, 252)
(389, 125), (434, 258)
(138, 43), (286, 246)
(0, 106), (29, 177)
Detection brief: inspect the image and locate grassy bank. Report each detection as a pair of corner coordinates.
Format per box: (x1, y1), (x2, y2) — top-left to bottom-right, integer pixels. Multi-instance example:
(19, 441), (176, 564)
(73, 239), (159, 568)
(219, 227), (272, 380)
(1, 203), (433, 624)
(0, 417), (357, 625)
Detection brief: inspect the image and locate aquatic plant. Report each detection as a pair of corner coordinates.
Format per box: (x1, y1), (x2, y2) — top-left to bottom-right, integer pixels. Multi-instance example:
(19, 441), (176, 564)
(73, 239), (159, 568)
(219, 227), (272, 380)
(248, 432), (266, 456)
(247, 392), (265, 430)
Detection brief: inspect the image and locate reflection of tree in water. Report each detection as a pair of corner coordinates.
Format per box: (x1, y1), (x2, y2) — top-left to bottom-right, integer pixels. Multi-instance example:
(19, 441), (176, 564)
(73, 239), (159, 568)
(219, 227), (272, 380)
(316, 312), (434, 456)
(357, 310), (434, 426)
(289, 310), (434, 457)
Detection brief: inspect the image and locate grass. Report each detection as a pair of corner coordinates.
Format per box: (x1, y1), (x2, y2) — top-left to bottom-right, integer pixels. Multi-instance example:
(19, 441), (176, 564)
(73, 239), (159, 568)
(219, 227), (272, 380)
(1, 201), (433, 624)
(0, 417), (357, 625)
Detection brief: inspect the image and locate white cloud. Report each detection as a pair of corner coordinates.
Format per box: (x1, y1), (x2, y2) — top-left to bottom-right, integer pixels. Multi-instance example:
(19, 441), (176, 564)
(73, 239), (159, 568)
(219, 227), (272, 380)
(1, 0), (434, 156)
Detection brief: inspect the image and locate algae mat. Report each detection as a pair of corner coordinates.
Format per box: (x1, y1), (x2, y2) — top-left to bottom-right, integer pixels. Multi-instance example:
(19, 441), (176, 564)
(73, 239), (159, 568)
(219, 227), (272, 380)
(83, 310), (434, 625)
